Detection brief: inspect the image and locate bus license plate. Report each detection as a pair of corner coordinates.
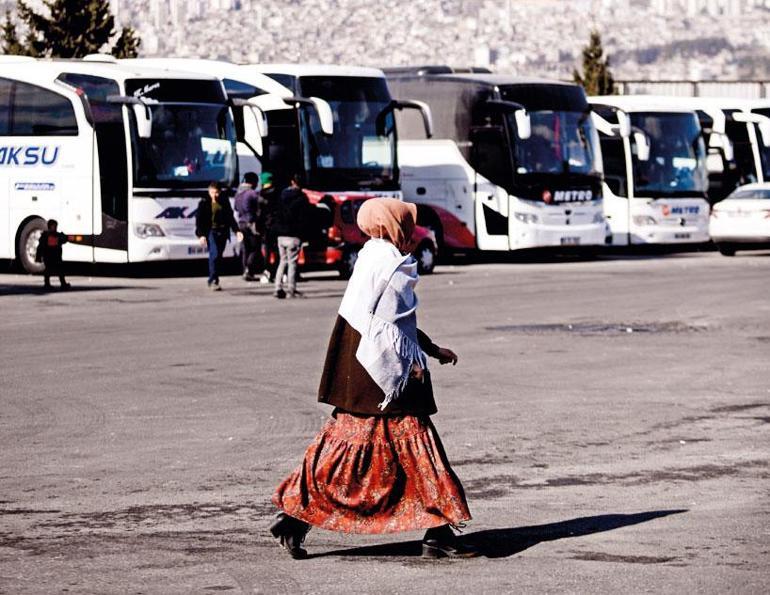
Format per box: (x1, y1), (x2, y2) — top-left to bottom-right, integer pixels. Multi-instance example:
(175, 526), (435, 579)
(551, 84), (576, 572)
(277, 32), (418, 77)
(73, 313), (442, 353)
(188, 246), (207, 255)
(674, 233), (691, 240)
(561, 237), (580, 245)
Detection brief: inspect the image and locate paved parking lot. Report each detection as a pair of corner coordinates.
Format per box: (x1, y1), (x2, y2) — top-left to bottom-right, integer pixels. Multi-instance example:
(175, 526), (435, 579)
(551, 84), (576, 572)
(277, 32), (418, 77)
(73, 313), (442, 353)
(1, 251), (769, 594)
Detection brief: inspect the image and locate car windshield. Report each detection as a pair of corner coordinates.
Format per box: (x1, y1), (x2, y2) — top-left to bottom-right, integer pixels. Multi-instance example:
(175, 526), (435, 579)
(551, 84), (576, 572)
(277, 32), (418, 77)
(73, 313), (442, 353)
(728, 188), (770, 200)
(513, 111), (601, 176)
(297, 76), (396, 190)
(631, 112), (708, 197)
(131, 103), (237, 189)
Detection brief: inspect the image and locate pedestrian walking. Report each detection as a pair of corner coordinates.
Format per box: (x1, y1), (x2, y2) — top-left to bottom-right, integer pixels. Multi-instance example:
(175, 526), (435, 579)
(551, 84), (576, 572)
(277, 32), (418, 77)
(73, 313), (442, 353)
(195, 181), (242, 291)
(270, 197), (476, 560)
(271, 174), (311, 299)
(259, 172), (279, 283)
(36, 219), (71, 290)
(234, 172), (265, 281)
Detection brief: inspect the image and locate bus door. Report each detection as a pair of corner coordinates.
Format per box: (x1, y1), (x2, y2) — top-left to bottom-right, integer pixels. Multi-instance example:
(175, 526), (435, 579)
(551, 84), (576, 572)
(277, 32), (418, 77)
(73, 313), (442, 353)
(470, 126), (510, 250)
(58, 74), (128, 262)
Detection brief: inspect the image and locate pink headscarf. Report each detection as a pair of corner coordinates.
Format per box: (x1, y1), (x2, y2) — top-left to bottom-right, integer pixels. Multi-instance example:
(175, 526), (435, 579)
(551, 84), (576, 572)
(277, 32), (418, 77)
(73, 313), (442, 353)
(356, 198), (417, 253)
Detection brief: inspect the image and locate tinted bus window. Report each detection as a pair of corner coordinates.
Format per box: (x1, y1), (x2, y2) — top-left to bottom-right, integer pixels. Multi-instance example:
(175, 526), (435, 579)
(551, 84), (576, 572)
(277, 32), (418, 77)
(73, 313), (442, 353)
(0, 78), (11, 135)
(11, 81), (78, 136)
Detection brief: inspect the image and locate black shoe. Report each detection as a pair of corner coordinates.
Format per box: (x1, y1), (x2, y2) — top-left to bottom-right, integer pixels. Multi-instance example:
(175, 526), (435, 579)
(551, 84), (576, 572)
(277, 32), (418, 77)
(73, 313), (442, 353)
(269, 513), (309, 559)
(273, 288), (286, 299)
(60, 282), (71, 290)
(287, 290), (304, 299)
(422, 526), (479, 559)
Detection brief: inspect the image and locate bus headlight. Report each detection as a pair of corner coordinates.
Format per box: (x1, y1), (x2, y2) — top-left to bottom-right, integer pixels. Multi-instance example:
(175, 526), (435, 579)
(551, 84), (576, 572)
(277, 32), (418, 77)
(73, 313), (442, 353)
(135, 223), (166, 238)
(514, 212), (539, 224)
(632, 215), (657, 226)
(592, 212), (605, 223)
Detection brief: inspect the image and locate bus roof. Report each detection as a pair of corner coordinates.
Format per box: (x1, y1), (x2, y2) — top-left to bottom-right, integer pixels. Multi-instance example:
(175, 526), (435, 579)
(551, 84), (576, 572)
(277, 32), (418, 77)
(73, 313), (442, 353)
(589, 95), (702, 114)
(617, 95), (770, 112)
(1, 58), (222, 85)
(250, 63), (386, 79)
(123, 58), (293, 97)
(387, 71), (579, 89)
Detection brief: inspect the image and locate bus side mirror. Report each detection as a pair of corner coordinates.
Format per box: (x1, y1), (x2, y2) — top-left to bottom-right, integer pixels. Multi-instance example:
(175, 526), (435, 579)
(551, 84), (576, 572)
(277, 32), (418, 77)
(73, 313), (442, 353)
(242, 106), (265, 156)
(633, 131), (651, 161)
(710, 132), (734, 162)
(514, 109), (531, 140)
(392, 99), (434, 138)
(132, 104), (153, 139)
(107, 95), (152, 138)
(284, 96), (334, 135)
(733, 111), (770, 147)
(616, 112), (631, 138)
(759, 120), (770, 148)
(309, 97), (334, 135)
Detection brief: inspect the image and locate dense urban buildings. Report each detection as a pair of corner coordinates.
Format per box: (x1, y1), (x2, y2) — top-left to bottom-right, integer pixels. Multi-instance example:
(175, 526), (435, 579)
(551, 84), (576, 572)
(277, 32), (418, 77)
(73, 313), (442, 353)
(4, 1), (770, 79)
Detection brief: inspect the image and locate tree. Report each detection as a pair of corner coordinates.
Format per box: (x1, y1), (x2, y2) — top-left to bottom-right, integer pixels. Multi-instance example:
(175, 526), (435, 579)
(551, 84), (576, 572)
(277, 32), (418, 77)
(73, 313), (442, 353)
(111, 25), (140, 59)
(573, 29), (616, 96)
(17, 0), (116, 58)
(1, 10), (25, 55)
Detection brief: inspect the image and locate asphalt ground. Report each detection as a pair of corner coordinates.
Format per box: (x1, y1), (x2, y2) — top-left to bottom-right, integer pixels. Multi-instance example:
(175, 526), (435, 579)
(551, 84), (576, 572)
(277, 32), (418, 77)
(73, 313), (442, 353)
(1, 251), (769, 594)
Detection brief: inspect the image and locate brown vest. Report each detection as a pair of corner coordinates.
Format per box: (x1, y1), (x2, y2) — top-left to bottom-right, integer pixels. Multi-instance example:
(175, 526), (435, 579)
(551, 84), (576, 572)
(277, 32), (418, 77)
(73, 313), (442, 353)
(318, 315), (439, 416)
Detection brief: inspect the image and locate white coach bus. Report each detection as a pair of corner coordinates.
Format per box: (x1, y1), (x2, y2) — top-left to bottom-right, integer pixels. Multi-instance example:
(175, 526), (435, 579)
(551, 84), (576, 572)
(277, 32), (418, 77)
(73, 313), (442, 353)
(0, 56), (264, 272)
(589, 95), (710, 246)
(385, 69), (607, 252)
(656, 97), (770, 203)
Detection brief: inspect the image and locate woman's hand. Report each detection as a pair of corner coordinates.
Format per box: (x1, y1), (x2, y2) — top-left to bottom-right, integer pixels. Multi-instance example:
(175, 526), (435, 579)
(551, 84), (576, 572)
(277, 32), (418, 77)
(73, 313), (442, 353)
(409, 362), (424, 381)
(198, 236), (207, 247)
(436, 346), (458, 366)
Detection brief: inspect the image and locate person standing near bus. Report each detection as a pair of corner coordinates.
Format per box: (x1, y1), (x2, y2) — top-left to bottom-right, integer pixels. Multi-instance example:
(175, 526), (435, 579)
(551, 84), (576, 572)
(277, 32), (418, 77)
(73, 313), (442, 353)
(271, 175), (311, 299)
(195, 181), (242, 291)
(36, 219), (70, 290)
(234, 172), (264, 281)
(259, 172), (279, 283)
(270, 198), (476, 560)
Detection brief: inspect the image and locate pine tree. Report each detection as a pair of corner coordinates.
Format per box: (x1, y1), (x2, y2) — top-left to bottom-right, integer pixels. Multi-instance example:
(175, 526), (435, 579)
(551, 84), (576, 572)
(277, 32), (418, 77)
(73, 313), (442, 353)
(573, 29), (616, 96)
(17, 0), (115, 58)
(111, 25), (140, 59)
(1, 10), (25, 55)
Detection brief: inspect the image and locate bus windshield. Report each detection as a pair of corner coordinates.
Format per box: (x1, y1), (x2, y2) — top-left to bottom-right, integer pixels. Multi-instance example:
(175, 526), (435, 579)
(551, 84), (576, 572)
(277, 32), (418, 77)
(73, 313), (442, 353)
(297, 76), (396, 191)
(513, 111), (601, 176)
(630, 112), (707, 198)
(131, 103), (237, 189)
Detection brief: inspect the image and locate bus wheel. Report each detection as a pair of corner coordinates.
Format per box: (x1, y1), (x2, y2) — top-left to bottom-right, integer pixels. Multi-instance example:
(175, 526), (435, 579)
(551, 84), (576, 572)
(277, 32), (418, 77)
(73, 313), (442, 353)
(415, 240), (436, 274)
(17, 218), (47, 274)
(338, 246), (359, 279)
(717, 244), (736, 257)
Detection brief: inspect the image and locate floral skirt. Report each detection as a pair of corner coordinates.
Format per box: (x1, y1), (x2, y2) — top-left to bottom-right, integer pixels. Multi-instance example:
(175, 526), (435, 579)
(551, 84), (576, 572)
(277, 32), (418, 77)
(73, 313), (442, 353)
(272, 412), (471, 534)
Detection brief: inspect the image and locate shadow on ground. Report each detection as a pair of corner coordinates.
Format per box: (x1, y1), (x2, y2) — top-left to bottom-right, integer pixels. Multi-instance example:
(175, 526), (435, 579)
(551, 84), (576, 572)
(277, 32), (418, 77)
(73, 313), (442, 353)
(0, 284), (152, 297)
(310, 510), (687, 559)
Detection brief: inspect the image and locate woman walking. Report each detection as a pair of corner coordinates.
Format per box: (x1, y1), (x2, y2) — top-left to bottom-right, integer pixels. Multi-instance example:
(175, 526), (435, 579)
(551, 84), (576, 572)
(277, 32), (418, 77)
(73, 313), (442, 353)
(271, 198), (476, 559)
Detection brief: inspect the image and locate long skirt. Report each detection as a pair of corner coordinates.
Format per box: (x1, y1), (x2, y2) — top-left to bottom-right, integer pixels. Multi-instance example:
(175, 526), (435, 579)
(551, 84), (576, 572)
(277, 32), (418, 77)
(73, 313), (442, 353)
(272, 412), (471, 534)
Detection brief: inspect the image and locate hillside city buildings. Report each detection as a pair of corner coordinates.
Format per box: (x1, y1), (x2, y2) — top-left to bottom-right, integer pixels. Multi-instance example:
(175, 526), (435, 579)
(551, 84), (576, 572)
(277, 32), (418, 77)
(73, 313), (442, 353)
(3, 1), (769, 81)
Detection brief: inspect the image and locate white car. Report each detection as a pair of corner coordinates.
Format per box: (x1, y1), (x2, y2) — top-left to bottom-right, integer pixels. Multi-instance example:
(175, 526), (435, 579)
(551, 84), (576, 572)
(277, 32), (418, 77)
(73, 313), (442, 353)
(709, 183), (770, 256)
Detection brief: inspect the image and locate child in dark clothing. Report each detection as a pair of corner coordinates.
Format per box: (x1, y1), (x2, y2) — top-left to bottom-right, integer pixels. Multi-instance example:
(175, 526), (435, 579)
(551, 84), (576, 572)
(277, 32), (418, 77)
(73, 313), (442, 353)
(36, 219), (70, 290)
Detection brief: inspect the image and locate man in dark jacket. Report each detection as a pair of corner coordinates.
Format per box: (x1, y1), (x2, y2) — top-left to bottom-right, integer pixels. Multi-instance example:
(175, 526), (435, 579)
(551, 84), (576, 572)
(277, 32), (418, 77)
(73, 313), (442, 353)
(233, 171), (264, 281)
(36, 219), (70, 290)
(195, 181), (242, 291)
(271, 174), (311, 298)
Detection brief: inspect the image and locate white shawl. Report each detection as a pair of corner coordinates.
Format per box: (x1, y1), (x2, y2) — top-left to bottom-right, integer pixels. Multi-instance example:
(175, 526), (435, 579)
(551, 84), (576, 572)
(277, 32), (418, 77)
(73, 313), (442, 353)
(338, 238), (428, 410)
